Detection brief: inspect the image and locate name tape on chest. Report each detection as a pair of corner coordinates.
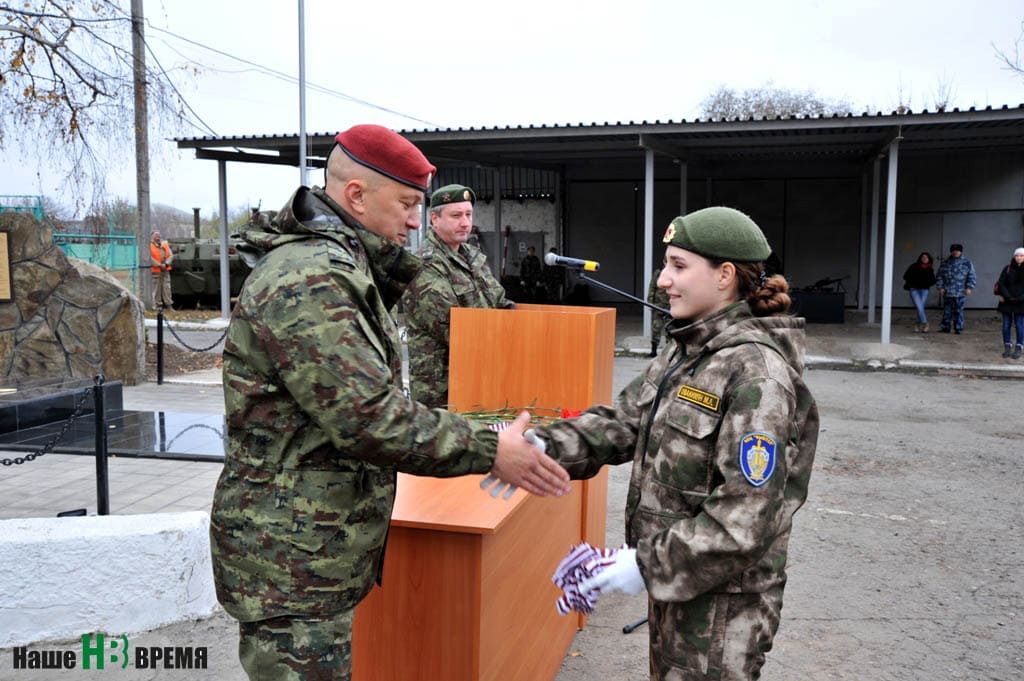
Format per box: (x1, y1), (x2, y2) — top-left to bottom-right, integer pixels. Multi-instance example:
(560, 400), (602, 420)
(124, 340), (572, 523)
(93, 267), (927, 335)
(675, 385), (721, 413)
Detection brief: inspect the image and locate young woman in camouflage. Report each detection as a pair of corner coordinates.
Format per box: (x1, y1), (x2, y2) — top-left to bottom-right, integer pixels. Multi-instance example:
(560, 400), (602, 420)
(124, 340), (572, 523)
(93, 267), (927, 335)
(536, 207), (819, 680)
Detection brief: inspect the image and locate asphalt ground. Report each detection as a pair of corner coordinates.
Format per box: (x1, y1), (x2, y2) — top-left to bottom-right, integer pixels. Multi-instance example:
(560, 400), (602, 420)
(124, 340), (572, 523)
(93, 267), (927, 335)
(1, 306), (1022, 679)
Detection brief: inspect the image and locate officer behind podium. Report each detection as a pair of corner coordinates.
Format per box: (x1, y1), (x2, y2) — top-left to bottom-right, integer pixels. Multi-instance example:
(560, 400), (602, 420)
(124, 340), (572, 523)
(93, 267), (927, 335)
(535, 207), (820, 680)
(210, 125), (569, 681)
(401, 183), (514, 408)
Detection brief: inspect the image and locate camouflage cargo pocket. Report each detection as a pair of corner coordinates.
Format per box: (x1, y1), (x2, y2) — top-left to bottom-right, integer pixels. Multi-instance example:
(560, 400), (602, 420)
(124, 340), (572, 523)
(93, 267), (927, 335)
(289, 470), (393, 552)
(287, 468), (394, 590)
(639, 403), (721, 518)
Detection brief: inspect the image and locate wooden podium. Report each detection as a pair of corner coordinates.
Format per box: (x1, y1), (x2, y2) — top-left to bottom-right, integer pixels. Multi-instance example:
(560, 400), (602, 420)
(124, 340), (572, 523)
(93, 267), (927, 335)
(352, 304), (615, 681)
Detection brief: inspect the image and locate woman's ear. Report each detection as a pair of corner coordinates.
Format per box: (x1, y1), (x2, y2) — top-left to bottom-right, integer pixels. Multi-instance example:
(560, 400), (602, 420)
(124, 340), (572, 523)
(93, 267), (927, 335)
(718, 261), (737, 290)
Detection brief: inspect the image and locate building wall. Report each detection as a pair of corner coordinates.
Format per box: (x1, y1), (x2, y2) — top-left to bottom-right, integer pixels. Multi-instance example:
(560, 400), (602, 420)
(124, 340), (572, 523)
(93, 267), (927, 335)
(562, 149), (1024, 310)
(878, 149), (1024, 309)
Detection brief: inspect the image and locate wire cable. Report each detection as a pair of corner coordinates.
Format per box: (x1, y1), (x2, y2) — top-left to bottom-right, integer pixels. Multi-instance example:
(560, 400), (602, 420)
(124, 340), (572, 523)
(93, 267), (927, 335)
(145, 23), (439, 127)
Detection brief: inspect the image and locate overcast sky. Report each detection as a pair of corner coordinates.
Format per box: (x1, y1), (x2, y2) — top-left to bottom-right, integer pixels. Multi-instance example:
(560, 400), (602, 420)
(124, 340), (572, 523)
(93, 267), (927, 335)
(5, 0), (1023, 218)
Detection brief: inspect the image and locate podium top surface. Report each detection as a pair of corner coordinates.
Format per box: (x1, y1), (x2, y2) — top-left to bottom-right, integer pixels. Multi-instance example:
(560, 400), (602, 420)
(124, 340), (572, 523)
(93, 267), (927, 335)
(389, 473), (531, 535)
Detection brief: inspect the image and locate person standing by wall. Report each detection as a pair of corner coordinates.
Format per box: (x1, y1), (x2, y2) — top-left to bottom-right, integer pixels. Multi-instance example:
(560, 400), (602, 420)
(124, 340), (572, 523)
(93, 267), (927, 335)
(210, 126), (568, 681)
(996, 247), (1024, 359)
(402, 183), (515, 408)
(149, 230), (174, 309)
(535, 207), (819, 680)
(646, 267), (671, 356)
(935, 243), (976, 334)
(520, 245), (542, 302)
(902, 251), (936, 332)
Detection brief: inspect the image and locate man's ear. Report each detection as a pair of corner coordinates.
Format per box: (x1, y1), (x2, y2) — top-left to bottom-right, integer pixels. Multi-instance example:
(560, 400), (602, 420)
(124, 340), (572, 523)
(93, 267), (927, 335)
(341, 180), (367, 215)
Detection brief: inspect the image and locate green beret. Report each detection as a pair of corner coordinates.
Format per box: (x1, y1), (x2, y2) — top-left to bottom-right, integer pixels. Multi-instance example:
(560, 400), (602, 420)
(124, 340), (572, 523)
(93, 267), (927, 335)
(662, 207), (771, 262)
(430, 184), (476, 209)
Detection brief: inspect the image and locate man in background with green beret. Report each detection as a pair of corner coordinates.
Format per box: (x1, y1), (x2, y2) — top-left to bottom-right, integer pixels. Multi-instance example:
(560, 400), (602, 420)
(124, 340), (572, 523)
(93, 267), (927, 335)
(402, 184), (514, 408)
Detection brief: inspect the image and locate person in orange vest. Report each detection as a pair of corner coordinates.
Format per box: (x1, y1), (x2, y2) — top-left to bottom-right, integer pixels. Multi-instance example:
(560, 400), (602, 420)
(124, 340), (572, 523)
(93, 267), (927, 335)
(150, 230), (174, 309)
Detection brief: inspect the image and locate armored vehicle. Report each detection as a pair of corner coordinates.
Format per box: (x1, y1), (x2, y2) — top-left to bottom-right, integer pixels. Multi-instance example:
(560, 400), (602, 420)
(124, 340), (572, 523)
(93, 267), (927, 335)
(167, 237), (251, 308)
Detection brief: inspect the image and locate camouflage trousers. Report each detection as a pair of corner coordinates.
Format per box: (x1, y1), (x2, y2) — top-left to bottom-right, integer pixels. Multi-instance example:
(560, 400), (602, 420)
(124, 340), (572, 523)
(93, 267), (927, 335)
(238, 611), (354, 681)
(648, 587), (783, 681)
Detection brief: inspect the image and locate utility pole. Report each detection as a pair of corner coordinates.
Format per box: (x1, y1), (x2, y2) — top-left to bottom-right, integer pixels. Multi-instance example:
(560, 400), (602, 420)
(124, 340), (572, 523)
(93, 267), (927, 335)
(131, 0), (152, 308)
(298, 0), (308, 187)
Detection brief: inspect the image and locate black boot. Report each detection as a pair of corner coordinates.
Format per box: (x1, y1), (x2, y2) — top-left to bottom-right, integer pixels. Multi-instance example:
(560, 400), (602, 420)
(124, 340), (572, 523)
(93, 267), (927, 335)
(650, 341), (658, 358)
(1003, 344), (1013, 358)
(1014, 345), (1023, 360)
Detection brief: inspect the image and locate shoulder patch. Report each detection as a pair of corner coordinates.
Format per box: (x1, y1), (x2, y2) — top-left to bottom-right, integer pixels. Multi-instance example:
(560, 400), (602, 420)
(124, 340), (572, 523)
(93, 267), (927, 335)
(676, 384), (721, 413)
(739, 432), (777, 486)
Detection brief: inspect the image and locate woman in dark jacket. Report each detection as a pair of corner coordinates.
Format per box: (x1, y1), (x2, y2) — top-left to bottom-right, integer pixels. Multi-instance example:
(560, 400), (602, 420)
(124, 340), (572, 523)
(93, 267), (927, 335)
(996, 247), (1024, 358)
(903, 252), (936, 332)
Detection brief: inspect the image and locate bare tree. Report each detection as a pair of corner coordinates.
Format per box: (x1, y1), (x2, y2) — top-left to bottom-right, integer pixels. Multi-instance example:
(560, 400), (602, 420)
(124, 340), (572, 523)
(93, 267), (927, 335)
(0, 1), (193, 204)
(994, 18), (1024, 79)
(931, 74), (956, 113)
(699, 83), (854, 120)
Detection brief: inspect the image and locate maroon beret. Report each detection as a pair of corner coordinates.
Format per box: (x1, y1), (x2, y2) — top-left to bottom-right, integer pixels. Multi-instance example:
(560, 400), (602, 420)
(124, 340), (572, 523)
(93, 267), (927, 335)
(334, 124), (436, 192)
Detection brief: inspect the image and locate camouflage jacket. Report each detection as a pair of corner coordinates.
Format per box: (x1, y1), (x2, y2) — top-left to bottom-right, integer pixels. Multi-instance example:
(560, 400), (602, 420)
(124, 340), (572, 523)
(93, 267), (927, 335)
(935, 255), (977, 297)
(401, 228), (513, 408)
(210, 186), (500, 622)
(646, 269), (671, 339)
(538, 302), (819, 603)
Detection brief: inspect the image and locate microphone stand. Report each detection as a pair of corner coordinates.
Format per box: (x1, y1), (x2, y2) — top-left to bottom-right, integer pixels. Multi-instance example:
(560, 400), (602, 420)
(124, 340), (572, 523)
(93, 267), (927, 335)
(571, 270), (671, 318)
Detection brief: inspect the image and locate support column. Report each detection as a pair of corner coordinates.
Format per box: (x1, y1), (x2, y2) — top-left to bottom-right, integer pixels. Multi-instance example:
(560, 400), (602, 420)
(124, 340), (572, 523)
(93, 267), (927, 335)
(643, 149), (654, 339)
(858, 172), (869, 310)
(679, 161), (688, 215)
(868, 157), (881, 324)
(493, 168), (504, 279)
(881, 140), (900, 344)
(218, 159), (230, 318)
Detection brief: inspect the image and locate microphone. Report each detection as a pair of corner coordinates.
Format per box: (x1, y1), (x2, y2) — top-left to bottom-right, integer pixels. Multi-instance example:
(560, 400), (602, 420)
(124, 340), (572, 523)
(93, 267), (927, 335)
(544, 252), (600, 272)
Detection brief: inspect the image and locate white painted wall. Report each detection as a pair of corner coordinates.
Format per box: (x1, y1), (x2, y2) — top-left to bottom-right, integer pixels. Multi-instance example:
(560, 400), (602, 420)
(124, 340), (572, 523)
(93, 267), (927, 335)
(0, 511), (217, 647)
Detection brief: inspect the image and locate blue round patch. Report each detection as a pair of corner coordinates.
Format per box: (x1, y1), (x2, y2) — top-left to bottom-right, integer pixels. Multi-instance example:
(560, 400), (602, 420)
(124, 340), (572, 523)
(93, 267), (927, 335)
(739, 432), (777, 487)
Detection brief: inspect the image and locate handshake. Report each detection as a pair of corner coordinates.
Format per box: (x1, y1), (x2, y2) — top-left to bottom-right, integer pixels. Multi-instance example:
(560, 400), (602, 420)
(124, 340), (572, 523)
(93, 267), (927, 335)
(480, 414), (565, 499)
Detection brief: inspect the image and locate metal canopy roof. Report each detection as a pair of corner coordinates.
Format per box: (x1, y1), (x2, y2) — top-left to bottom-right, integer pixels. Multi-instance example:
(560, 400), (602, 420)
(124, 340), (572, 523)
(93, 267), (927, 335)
(175, 105), (1024, 172)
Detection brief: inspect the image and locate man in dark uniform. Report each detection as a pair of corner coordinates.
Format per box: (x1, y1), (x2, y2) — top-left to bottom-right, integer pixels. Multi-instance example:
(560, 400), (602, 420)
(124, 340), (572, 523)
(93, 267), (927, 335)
(520, 245), (542, 301)
(210, 125), (570, 681)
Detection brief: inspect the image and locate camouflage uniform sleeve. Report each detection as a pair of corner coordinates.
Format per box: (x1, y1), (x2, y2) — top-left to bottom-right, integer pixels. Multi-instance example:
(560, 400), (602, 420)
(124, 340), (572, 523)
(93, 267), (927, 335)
(257, 255), (496, 477)
(637, 376), (797, 602)
(966, 261), (977, 290)
(535, 373), (647, 478)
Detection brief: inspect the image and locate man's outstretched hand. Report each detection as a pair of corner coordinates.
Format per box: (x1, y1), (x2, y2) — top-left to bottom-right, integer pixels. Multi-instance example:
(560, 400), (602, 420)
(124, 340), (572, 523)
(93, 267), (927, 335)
(489, 411), (571, 497)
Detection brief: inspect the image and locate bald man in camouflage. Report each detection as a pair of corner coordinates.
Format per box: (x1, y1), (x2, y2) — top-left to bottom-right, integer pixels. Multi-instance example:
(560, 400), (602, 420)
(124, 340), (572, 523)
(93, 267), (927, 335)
(402, 184), (514, 408)
(210, 126), (568, 681)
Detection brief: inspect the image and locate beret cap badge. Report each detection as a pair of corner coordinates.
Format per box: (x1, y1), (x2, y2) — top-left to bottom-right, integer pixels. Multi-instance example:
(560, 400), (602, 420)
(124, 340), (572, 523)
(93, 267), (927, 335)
(430, 183), (476, 209)
(662, 222), (677, 244)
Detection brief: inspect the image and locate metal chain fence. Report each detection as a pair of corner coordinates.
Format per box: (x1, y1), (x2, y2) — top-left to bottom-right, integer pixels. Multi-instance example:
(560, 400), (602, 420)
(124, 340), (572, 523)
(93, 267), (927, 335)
(161, 317), (230, 353)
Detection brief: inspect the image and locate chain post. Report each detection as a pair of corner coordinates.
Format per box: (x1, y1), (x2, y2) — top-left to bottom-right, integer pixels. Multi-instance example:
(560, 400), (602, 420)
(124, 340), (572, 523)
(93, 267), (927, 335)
(157, 306), (164, 385)
(93, 374), (110, 515)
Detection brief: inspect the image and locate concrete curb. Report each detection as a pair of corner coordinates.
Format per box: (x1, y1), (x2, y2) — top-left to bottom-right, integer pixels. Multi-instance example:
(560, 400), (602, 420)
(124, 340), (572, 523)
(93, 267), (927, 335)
(144, 318), (229, 331)
(0, 511), (217, 647)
